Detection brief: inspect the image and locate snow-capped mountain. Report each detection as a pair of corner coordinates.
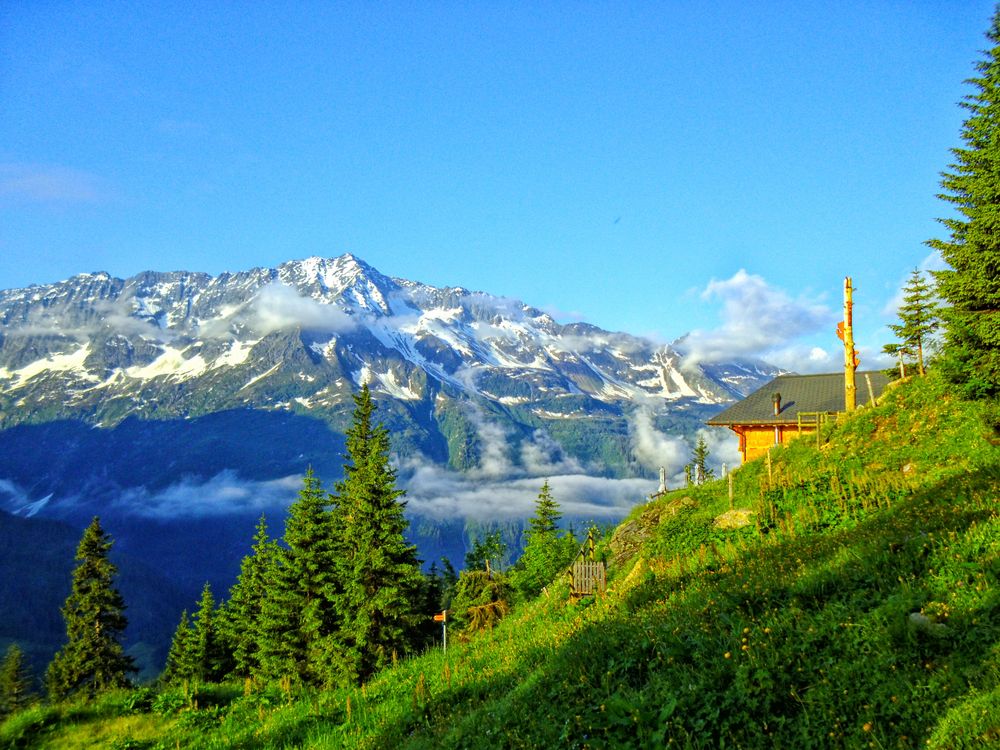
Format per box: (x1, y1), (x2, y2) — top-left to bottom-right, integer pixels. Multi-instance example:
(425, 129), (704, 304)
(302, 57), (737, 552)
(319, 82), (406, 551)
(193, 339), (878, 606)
(0, 254), (771, 426)
(0, 253), (783, 524)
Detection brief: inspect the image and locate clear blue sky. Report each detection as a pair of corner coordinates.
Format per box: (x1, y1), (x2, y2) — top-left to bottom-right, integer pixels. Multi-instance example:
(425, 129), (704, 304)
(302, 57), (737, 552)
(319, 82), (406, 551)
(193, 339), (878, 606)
(0, 1), (993, 371)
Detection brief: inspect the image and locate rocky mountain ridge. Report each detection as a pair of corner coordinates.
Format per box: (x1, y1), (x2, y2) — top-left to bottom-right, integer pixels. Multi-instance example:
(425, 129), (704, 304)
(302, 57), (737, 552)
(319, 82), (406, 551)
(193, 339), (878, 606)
(0, 254), (770, 426)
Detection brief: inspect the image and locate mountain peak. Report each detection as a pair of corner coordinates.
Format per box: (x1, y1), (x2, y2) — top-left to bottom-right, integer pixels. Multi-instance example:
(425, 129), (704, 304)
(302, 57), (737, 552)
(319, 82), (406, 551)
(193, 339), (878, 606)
(276, 254), (397, 315)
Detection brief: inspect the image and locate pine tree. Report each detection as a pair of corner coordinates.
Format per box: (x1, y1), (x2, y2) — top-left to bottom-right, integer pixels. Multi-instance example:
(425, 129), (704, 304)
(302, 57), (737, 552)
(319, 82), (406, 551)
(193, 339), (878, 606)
(221, 515), (279, 679)
(0, 644), (34, 716)
(257, 469), (339, 687)
(885, 268), (939, 376)
(692, 435), (714, 485)
(510, 481), (578, 601)
(161, 610), (196, 685)
(45, 517), (135, 700)
(192, 583), (224, 682)
(334, 383), (424, 682)
(928, 8), (1000, 398)
(528, 480), (560, 536)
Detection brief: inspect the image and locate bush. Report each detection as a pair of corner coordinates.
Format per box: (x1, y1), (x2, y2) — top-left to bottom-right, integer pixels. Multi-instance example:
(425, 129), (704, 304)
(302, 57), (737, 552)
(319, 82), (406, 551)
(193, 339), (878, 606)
(450, 571), (513, 632)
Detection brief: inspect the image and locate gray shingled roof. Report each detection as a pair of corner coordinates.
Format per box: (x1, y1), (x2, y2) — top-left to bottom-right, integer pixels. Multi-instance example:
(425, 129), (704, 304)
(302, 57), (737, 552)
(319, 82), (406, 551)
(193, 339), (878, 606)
(706, 371), (892, 426)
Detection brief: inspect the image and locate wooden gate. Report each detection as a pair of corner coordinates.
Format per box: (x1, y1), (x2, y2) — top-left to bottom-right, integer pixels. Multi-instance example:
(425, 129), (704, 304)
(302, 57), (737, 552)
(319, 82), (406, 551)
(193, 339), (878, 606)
(567, 530), (606, 598)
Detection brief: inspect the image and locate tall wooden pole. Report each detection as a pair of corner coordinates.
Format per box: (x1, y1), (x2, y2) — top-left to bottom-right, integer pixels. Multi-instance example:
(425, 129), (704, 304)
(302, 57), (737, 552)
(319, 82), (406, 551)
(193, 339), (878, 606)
(844, 277), (857, 412)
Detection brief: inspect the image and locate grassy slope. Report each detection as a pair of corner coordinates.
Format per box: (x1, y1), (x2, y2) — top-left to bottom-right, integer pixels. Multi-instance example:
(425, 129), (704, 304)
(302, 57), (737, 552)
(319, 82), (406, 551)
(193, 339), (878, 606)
(3, 373), (999, 749)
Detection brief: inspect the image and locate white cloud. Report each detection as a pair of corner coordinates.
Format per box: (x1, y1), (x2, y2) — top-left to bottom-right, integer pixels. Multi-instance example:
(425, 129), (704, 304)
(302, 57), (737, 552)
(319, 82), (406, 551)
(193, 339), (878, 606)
(199, 282), (358, 338)
(698, 427), (741, 476)
(628, 407), (688, 476)
(462, 402), (515, 477)
(459, 402), (585, 478)
(0, 478), (30, 510)
(520, 428), (585, 475)
(250, 282), (357, 334)
(399, 460), (654, 521)
(680, 269), (832, 368)
(2, 299), (176, 343)
(112, 471), (302, 518)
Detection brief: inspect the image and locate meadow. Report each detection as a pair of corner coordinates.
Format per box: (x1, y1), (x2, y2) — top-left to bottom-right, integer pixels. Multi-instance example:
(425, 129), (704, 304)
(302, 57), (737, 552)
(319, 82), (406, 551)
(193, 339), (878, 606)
(2, 372), (998, 748)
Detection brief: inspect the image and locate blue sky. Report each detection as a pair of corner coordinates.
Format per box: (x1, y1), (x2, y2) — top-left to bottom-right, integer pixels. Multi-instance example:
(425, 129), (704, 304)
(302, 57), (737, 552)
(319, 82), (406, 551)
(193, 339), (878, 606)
(0, 1), (993, 372)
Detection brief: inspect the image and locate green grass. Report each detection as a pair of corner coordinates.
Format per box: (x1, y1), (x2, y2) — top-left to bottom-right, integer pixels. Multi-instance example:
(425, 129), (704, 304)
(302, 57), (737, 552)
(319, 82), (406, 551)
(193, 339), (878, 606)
(3, 372), (998, 748)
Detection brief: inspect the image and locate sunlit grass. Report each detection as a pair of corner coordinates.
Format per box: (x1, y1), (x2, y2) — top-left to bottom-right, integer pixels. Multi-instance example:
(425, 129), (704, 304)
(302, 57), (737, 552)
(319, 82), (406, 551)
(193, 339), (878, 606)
(3, 373), (998, 748)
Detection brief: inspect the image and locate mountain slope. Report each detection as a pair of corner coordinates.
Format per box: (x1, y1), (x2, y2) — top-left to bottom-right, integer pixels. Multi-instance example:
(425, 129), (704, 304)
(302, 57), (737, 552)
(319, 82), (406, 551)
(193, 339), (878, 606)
(5, 373), (997, 749)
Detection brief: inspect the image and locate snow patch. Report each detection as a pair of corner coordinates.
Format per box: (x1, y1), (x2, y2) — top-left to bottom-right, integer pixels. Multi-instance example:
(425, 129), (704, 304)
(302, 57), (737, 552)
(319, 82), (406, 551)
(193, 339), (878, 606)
(215, 340), (255, 368)
(9, 344), (97, 387)
(239, 363), (281, 391)
(125, 346), (209, 381)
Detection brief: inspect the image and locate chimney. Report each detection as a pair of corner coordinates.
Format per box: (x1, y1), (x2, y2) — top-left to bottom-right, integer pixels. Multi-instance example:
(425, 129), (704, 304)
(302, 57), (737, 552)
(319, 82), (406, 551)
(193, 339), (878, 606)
(772, 392), (781, 416)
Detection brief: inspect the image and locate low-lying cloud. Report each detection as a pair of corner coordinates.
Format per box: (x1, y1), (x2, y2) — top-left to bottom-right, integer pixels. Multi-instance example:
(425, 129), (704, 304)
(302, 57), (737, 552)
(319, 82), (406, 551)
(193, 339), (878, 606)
(197, 281), (357, 339)
(400, 463), (655, 521)
(82, 463), (655, 525)
(249, 282), (356, 334)
(111, 471), (303, 518)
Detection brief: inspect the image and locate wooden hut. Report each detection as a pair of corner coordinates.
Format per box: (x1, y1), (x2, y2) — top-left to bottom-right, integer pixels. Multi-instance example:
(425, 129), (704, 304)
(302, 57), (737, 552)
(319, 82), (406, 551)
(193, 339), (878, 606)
(706, 371), (891, 464)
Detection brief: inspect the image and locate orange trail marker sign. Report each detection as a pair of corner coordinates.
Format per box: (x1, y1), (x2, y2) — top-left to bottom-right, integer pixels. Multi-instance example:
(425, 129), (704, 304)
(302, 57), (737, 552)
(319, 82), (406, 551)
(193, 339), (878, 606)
(433, 611), (448, 652)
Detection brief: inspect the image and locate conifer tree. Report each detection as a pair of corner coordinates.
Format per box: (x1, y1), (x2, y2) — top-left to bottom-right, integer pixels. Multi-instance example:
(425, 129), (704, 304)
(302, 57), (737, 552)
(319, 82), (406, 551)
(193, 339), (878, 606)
(528, 480), (560, 536)
(885, 268), (938, 376)
(334, 383), (424, 681)
(222, 515), (279, 678)
(928, 8), (1000, 398)
(464, 530), (507, 574)
(257, 469), (339, 686)
(510, 481), (577, 601)
(692, 435), (714, 485)
(0, 644), (34, 716)
(161, 610), (196, 685)
(192, 583), (225, 682)
(45, 517), (135, 699)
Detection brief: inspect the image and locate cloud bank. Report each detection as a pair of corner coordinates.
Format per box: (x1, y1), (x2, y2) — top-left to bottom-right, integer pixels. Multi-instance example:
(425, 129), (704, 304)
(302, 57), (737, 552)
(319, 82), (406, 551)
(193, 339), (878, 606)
(87, 464), (654, 525)
(111, 471), (303, 518)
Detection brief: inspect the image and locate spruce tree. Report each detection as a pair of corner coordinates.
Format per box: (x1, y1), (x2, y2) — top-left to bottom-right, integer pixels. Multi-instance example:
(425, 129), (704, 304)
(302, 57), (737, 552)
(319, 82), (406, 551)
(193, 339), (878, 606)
(692, 435), (714, 485)
(510, 481), (578, 601)
(192, 583), (225, 682)
(334, 383), (424, 681)
(885, 268), (938, 376)
(161, 610), (196, 685)
(0, 644), (34, 716)
(528, 480), (560, 536)
(222, 515), (279, 678)
(928, 8), (1000, 398)
(45, 517), (135, 700)
(257, 469), (339, 686)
